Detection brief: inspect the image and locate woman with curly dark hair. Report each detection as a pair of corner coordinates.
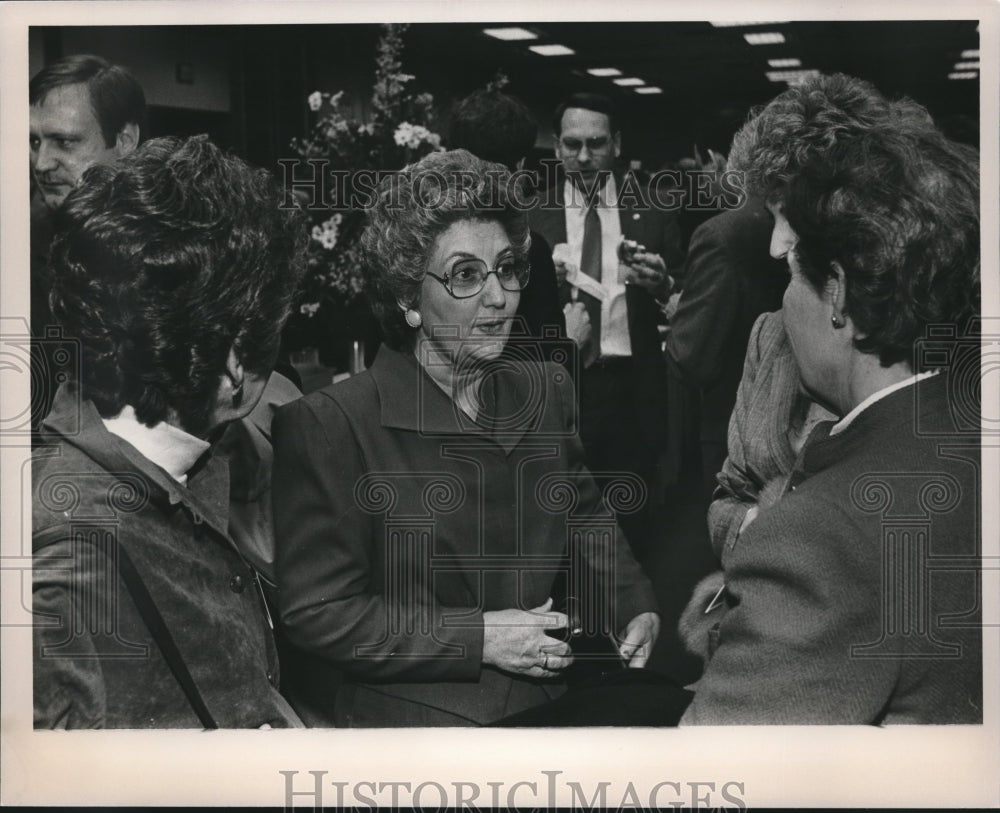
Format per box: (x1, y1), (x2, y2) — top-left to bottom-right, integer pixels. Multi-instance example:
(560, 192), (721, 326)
(680, 75), (981, 724)
(272, 149), (662, 727)
(32, 134), (307, 728)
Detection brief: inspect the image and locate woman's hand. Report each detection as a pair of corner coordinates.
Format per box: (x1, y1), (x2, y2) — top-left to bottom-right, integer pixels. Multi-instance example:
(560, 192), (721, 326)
(483, 598), (574, 678)
(617, 611), (661, 668)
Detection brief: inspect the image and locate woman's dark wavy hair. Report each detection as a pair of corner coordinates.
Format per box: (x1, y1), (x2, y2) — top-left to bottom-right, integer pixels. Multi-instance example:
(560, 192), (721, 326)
(49, 134), (308, 434)
(786, 125), (979, 369)
(729, 73), (979, 369)
(360, 148), (531, 350)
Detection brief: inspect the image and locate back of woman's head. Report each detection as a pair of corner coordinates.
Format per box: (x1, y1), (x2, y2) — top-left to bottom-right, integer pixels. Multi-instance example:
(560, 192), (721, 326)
(50, 134), (307, 434)
(361, 148), (530, 349)
(728, 73), (934, 204)
(787, 122), (979, 369)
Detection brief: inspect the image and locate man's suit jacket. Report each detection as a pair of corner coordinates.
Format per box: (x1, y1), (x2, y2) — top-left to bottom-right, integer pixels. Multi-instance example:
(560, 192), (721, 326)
(272, 345), (657, 726)
(664, 204), (789, 485)
(529, 171), (682, 452)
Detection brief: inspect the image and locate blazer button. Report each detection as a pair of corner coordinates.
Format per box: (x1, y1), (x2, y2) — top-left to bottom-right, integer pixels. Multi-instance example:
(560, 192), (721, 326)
(230, 574), (246, 593)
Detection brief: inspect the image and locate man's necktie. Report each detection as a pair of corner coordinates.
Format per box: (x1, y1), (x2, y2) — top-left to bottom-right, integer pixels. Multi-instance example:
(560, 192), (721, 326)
(578, 203), (602, 367)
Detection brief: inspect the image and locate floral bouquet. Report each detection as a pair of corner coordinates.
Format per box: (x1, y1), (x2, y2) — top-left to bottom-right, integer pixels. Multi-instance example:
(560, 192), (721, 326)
(283, 23), (443, 361)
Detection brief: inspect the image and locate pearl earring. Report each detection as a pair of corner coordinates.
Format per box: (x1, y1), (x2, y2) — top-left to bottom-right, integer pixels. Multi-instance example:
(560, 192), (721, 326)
(404, 308), (422, 329)
(831, 313), (845, 329)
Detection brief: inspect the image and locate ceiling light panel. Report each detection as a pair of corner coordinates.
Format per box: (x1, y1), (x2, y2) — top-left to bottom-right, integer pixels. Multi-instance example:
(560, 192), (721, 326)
(482, 27), (538, 41)
(529, 44), (575, 56)
(745, 32), (786, 45)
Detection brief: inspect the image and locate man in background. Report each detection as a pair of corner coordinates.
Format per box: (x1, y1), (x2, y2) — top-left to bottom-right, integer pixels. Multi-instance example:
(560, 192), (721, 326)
(530, 91), (684, 563)
(30, 54), (146, 431)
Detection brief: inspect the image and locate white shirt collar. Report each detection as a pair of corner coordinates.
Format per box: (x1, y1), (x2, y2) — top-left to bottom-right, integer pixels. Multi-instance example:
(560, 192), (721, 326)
(102, 405), (211, 485)
(829, 370), (938, 436)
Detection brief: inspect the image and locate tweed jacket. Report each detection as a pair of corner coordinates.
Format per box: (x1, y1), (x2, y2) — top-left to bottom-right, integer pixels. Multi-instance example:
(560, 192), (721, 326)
(707, 311), (836, 557)
(272, 346), (658, 726)
(683, 372), (982, 724)
(32, 385), (300, 728)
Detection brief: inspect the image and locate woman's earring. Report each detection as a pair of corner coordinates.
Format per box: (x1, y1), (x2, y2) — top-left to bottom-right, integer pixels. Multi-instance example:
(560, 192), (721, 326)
(403, 307), (422, 329)
(831, 313), (845, 329)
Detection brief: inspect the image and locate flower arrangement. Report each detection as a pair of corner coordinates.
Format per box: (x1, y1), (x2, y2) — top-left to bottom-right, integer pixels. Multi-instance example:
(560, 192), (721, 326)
(284, 23), (443, 357)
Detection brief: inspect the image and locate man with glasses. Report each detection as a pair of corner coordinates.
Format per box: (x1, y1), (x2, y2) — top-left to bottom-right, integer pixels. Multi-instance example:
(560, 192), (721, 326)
(530, 92), (683, 564)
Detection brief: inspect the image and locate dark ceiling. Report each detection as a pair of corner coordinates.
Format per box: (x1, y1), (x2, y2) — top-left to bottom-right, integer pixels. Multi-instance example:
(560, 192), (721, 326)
(41, 20), (982, 170)
(400, 20), (981, 161)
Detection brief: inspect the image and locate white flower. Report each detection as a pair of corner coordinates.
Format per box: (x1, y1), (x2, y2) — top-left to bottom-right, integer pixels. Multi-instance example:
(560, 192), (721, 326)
(307, 91), (323, 112)
(393, 122), (414, 147)
(311, 219), (339, 250)
(299, 302), (321, 317)
(330, 90), (345, 106)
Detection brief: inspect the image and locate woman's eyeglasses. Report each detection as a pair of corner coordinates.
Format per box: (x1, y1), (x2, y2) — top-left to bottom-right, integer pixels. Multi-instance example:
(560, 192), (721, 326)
(426, 258), (531, 299)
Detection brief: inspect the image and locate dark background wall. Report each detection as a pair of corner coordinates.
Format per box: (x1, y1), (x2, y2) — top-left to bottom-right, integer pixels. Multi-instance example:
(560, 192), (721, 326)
(31, 21), (980, 175)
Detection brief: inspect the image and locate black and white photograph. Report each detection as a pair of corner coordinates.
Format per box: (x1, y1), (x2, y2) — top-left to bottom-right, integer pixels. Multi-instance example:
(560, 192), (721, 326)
(1, 1), (997, 808)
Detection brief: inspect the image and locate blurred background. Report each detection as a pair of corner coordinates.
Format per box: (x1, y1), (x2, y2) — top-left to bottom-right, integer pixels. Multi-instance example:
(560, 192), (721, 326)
(30, 20), (981, 174)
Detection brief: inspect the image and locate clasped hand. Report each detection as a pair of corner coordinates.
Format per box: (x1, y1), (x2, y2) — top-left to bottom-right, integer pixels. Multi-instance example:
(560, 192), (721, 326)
(483, 598), (573, 678)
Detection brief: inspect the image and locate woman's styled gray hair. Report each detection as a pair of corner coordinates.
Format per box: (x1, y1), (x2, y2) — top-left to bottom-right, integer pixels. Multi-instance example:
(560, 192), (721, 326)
(361, 148), (531, 349)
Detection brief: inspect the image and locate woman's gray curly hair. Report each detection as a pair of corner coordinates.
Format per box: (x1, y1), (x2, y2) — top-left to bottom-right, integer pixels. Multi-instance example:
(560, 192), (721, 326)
(361, 148), (531, 349)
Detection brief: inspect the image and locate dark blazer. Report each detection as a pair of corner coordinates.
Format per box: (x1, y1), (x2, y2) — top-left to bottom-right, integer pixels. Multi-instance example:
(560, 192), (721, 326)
(518, 229), (566, 340)
(664, 204), (789, 488)
(33, 385), (300, 729)
(529, 170), (682, 452)
(272, 346), (658, 726)
(683, 373), (982, 724)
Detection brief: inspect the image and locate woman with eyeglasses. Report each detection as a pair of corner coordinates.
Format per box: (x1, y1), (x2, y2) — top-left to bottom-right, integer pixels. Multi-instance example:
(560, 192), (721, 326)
(272, 149), (660, 727)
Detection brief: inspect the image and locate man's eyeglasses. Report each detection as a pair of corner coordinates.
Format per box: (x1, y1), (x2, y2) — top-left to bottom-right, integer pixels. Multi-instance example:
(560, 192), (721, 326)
(426, 257), (531, 299)
(559, 136), (612, 155)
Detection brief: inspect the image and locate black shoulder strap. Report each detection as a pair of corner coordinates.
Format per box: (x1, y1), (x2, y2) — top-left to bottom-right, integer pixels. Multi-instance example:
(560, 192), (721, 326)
(115, 542), (218, 729)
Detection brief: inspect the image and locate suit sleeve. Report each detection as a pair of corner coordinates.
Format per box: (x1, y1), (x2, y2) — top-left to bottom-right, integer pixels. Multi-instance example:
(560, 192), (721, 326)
(272, 395), (484, 683)
(665, 218), (740, 390)
(33, 527), (109, 729)
(682, 496), (899, 724)
(518, 231), (566, 341)
(551, 366), (659, 627)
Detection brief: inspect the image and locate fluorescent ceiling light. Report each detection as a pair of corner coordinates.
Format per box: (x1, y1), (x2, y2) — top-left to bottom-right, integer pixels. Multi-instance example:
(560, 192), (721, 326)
(744, 32), (786, 45)
(766, 69), (820, 84)
(961, 49), (979, 58)
(768, 57), (801, 68)
(948, 71), (977, 79)
(482, 27), (538, 41)
(954, 61), (980, 69)
(588, 67), (623, 77)
(635, 87), (663, 94)
(711, 21), (785, 27)
(613, 77), (645, 86)
(529, 44), (575, 56)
